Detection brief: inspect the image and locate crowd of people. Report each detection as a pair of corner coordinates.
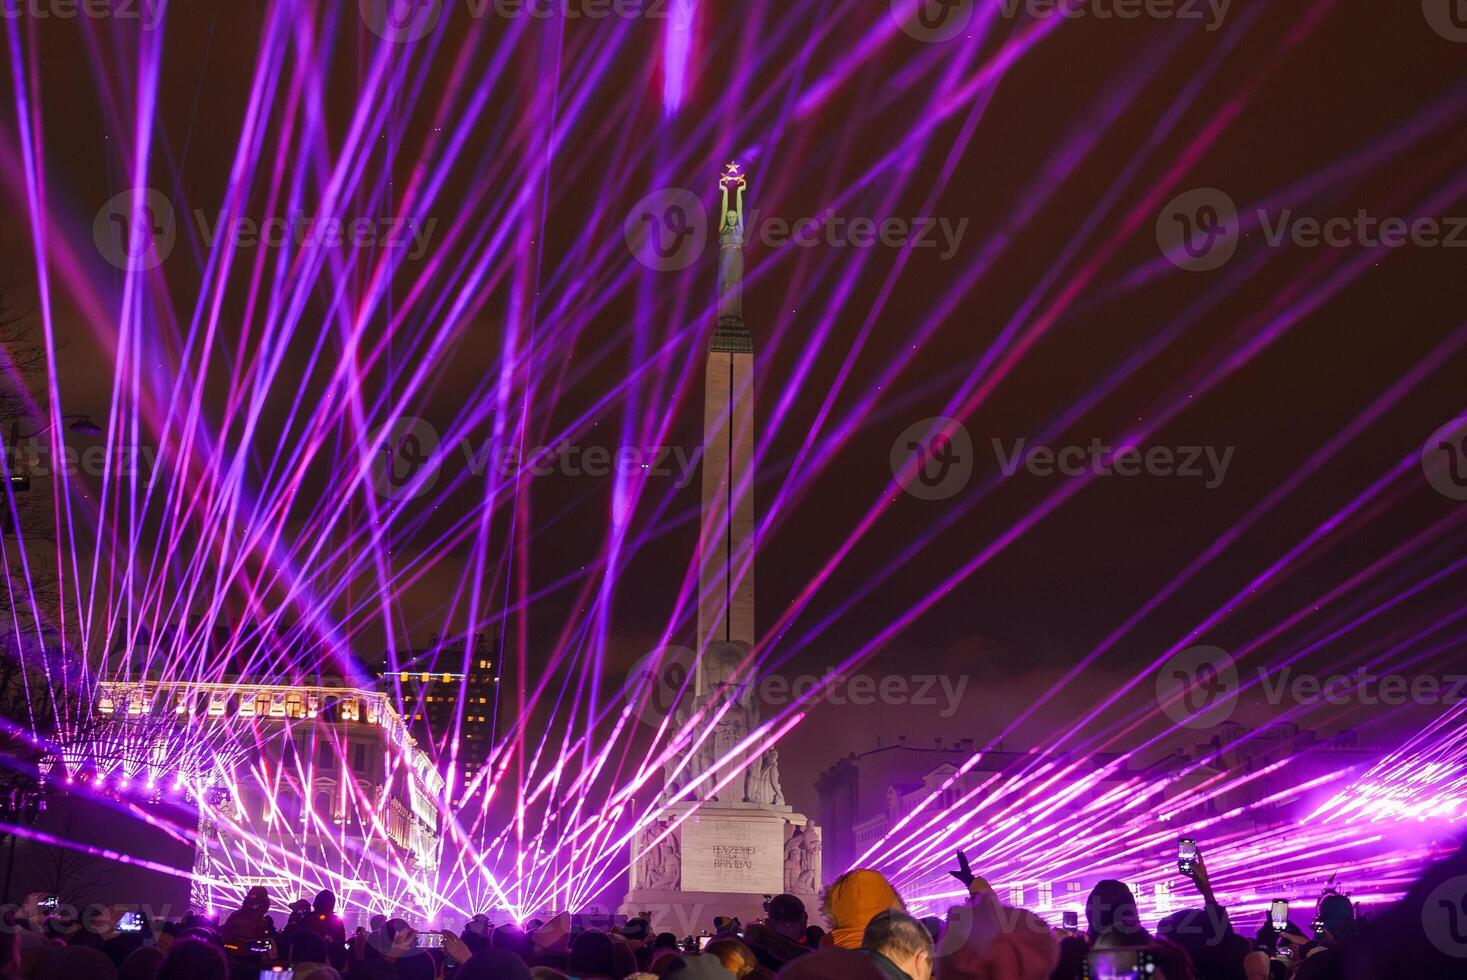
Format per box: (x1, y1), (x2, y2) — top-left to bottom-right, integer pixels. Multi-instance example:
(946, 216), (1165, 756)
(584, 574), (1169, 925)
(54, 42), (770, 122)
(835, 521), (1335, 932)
(0, 838), (1463, 980)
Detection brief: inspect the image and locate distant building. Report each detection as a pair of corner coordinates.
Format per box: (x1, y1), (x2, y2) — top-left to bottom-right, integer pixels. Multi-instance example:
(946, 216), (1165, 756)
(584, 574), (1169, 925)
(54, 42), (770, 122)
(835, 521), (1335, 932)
(816, 737), (1133, 882)
(1152, 721), (1371, 826)
(91, 677), (443, 922)
(373, 634), (499, 806)
(817, 726), (1373, 904)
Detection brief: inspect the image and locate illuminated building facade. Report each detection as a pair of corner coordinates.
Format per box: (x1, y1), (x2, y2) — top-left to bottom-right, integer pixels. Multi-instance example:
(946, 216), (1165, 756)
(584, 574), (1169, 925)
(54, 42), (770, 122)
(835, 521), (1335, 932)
(374, 634), (499, 806)
(92, 678), (444, 922)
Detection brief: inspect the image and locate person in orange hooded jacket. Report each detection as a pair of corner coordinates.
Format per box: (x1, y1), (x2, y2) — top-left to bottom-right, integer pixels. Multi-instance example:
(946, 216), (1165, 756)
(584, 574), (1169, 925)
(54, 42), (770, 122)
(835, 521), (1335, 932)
(821, 870), (906, 949)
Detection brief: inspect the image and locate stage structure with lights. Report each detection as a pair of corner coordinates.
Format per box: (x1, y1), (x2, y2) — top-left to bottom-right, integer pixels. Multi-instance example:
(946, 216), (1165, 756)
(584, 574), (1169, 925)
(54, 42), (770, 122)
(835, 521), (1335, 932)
(620, 166), (822, 932)
(88, 677), (444, 919)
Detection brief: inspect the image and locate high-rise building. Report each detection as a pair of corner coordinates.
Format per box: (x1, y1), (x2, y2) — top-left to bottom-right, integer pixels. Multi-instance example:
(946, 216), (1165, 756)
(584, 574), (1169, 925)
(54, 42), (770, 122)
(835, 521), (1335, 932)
(374, 633), (499, 806)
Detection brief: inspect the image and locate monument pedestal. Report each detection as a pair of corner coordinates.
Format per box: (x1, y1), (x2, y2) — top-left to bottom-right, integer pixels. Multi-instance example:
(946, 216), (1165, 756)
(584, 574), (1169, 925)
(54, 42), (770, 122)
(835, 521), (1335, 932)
(620, 801), (821, 935)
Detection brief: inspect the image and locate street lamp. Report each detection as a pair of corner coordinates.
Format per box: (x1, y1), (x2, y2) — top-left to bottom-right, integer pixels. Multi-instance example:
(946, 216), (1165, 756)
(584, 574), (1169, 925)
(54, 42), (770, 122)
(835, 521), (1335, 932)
(4, 415), (103, 492)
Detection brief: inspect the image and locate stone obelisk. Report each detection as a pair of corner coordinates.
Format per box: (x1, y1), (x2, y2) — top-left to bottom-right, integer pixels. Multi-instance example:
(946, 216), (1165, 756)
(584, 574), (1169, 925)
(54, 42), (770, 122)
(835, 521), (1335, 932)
(620, 165), (821, 934)
(697, 162), (757, 679)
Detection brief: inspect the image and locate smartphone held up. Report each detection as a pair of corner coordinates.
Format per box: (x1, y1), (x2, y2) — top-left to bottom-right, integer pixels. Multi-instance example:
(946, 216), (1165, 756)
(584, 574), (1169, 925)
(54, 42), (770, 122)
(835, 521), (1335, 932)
(1177, 837), (1198, 877)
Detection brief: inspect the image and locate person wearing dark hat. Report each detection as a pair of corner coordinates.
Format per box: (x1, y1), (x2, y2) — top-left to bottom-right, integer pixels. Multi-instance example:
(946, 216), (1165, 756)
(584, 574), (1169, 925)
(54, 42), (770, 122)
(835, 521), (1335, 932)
(620, 919), (654, 971)
(622, 918), (652, 944)
(303, 890), (347, 967)
(712, 916), (742, 937)
(1314, 893), (1355, 942)
(745, 896), (812, 973)
(280, 900), (313, 952)
(220, 886), (273, 955)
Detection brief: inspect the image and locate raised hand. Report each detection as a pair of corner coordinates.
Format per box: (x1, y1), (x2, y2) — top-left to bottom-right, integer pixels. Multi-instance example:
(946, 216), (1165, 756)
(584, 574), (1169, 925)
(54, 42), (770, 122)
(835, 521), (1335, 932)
(1186, 852), (1217, 905)
(442, 929), (472, 965)
(949, 849), (975, 887)
(389, 924), (417, 959)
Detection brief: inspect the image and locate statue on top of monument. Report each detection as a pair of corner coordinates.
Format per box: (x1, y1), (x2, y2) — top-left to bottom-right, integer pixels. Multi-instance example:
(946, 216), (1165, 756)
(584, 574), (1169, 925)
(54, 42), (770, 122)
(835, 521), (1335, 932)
(717, 162), (746, 325)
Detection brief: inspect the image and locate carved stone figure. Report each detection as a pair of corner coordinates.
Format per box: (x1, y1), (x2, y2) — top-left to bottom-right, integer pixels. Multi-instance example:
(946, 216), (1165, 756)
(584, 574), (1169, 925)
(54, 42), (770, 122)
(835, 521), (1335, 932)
(746, 749), (785, 805)
(666, 642), (765, 802)
(783, 826), (803, 893)
(796, 826), (820, 894)
(638, 821), (681, 891)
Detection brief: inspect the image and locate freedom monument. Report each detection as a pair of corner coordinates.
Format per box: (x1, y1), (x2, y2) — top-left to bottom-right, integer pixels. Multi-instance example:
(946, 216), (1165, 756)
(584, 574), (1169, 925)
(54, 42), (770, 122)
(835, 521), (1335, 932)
(620, 165), (822, 932)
